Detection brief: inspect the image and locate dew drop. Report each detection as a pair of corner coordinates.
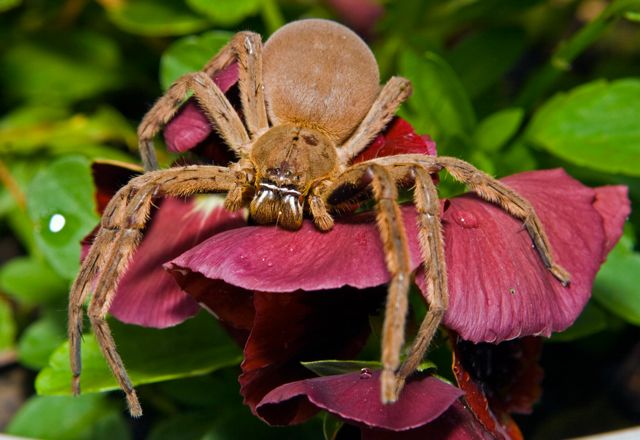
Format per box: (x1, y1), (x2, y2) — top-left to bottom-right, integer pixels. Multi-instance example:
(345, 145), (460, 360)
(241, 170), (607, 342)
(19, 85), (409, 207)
(359, 368), (372, 379)
(453, 210), (478, 229)
(267, 262), (273, 268)
(48, 213), (66, 233)
(40, 211), (81, 248)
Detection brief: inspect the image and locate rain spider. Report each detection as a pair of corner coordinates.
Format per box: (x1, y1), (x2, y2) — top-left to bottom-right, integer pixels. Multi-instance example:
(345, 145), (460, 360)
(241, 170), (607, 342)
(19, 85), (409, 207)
(68, 19), (570, 417)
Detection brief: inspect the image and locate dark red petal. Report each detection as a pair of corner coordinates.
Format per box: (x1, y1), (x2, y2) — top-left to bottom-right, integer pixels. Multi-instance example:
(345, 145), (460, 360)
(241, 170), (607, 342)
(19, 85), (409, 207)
(360, 401), (494, 440)
(451, 335), (543, 440)
(352, 118), (436, 164)
(91, 161), (142, 214)
(257, 370), (463, 431)
(163, 62), (239, 153)
(109, 196), (245, 328)
(593, 185), (630, 254)
(167, 207), (422, 292)
(239, 289), (382, 417)
(423, 169), (627, 342)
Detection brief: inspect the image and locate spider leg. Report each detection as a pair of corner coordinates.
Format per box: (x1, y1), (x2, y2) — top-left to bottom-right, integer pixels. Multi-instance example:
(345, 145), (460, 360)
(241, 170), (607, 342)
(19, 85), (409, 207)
(137, 32), (266, 171)
(68, 166), (236, 416)
(337, 77), (412, 166)
(233, 32), (269, 139)
(394, 166), (447, 399)
(322, 164), (413, 402)
(434, 156), (570, 285)
(347, 154), (570, 285)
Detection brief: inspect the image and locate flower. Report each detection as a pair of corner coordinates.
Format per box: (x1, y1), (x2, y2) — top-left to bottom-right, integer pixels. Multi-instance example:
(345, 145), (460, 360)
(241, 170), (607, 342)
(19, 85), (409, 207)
(83, 57), (630, 437)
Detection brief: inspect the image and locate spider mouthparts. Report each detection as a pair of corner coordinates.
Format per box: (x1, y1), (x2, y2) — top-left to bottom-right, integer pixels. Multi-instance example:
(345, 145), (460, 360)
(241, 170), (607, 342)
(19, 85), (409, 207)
(250, 185), (304, 230)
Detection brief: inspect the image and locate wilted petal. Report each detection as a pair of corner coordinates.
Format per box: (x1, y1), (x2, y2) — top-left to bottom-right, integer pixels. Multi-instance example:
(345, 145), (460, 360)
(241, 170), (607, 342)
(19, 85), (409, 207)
(257, 370), (462, 430)
(593, 185), (630, 254)
(425, 169), (628, 342)
(168, 207), (422, 292)
(109, 196), (245, 328)
(361, 401), (494, 440)
(163, 62), (239, 153)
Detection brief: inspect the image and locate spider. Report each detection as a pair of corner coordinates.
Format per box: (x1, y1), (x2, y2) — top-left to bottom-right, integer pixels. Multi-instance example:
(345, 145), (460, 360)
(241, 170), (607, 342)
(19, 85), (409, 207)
(68, 18), (570, 417)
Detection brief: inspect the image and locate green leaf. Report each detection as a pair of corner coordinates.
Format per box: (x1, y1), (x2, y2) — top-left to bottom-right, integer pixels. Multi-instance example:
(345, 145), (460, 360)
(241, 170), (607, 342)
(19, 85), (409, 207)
(26, 156), (99, 279)
(593, 236), (640, 325)
(398, 50), (476, 147)
(105, 0), (210, 37)
(0, 32), (121, 104)
(0, 0), (21, 13)
(6, 394), (130, 440)
(160, 31), (233, 90)
(0, 105), (136, 160)
(186, 0), (261, 25)
(550, 301), (609, 342)
(323, 413), (344, 440)
(36, 312), (242, 395)
(473, 108), (524, 152)
(0, 297), (16, 353)
(0, 256), (68, 305)
(301, 359), (383, 377)
(149, 408), (320, 440)
(19, 315), (67, 369)
(526, 79), (640, 176)
(447, 28), (526, 98)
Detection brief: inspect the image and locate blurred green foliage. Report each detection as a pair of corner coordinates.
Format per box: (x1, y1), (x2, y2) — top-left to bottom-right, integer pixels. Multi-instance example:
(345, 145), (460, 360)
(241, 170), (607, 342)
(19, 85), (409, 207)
(0, 0), (639, 438)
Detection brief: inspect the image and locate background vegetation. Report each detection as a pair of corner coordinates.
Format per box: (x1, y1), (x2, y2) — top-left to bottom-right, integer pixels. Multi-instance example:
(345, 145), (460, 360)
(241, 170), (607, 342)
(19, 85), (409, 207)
(0, 0), (639, 438)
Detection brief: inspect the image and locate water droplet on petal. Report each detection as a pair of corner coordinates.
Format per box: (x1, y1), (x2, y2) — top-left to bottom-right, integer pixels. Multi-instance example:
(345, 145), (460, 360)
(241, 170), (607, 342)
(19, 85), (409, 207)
(360, 368), (372, 379)
(453, 210), (478, 228)
(267, 262), (273, 267)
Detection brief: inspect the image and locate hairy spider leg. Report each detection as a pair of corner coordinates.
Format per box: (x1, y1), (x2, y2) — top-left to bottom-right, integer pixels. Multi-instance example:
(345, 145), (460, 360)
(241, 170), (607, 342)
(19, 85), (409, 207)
(337, 76), (412, 166)
(394, 166), (447, 399)
(68, 166), (236, 417)
(318, 163), (414, 403)
(322, 154), (571, 403)
(137, 32), (268, 171)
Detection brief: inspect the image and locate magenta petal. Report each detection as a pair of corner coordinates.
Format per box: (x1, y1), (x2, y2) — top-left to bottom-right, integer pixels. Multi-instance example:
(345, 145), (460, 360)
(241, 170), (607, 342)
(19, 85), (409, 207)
(257, 371), (463, 431)
(593, 185), (630, 254)
(163, 62), (239, 153)
(109, 196), (245, 328)
(431, 169), (625, 342)
(236, 288), (381, 417)
(360, 401), (493, 440)
(168, 207), (422, 292)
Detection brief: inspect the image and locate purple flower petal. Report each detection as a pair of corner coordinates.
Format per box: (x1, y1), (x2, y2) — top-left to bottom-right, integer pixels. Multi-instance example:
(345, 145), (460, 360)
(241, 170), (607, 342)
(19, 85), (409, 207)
(167, 207), (422, 292)
(593, 185), (630, 254)
(257, 370), (463, 430)
(430, 169), (628, 342)
(360, 401), (494, 440)
(163, 62), (239, 153)
(109, 196), (245, 328)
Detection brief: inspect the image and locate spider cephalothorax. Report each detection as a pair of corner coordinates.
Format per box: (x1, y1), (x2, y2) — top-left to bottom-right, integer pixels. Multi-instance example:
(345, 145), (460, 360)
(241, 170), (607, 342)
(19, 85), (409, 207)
(69, 19), (570, 417)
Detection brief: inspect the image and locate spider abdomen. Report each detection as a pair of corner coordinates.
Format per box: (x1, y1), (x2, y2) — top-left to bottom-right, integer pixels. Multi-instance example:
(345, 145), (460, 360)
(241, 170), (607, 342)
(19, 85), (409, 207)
(263, 19), (380, 144)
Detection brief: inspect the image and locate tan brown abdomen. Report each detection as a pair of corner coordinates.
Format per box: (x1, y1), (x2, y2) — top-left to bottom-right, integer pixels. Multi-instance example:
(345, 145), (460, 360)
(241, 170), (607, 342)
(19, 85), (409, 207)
(263, 19), (380, 145)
